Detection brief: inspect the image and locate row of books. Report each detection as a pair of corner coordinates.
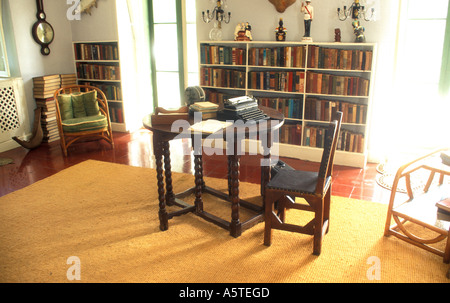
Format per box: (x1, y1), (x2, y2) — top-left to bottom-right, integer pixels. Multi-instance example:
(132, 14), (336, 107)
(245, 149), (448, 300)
(76, 62), (121, 81)
(200, 67), (246, 89)
(74, 43), (119, 61)
(258, 97), (302, 119)
(279, 123), (302, 145)
(78, 81), (122, 101)
(108, 104), (124, 124)
(306, 72), (370, 97)
(248, 71), (305, 93)
(248, 46), (306, 68)
(303, 125), (365, 153)
(200, 44), (246, 65)
(308, 45), (373, 71)
(305, 97), (367, 124)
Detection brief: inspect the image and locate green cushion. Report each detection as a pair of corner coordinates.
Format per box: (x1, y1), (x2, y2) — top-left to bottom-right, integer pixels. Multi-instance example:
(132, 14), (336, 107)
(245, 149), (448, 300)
(57, 94), (74, 120)
(61, 115), (108, 133)
(72, 93), (87, 118)
(83, 90), (100, 116)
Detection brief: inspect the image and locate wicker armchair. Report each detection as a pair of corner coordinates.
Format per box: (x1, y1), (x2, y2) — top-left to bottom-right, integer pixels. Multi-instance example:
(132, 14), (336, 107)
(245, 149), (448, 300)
(54, 85), (114, 156)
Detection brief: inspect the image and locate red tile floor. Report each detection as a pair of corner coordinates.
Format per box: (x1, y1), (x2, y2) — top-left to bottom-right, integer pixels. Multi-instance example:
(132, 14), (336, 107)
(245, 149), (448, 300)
(0, 129), (392, 203)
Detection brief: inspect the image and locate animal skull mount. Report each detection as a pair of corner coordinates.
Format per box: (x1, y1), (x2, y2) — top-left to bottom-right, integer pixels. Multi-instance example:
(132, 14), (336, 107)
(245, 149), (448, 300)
(269, 0), (297, 13)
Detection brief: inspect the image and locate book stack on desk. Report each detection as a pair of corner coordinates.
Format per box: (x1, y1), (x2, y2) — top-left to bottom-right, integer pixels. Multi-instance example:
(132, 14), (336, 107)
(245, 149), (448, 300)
(189, 101), (219, 120)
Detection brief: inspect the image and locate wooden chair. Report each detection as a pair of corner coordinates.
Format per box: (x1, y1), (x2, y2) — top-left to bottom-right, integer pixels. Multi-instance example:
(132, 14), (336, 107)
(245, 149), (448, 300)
(384, 148), (450, 264)
(264, 111), (342, 255)
(54, 85), (114, 156)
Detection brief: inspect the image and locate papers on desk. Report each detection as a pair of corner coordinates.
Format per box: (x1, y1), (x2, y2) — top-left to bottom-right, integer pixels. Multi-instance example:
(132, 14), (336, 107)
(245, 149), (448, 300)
(188, 119), (233, 134)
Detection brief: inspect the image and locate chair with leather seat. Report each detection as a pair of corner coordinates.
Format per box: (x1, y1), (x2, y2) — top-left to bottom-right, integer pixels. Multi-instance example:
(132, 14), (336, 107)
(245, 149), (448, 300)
(54, 85), (114, 156)
(263, 111), (342, 255)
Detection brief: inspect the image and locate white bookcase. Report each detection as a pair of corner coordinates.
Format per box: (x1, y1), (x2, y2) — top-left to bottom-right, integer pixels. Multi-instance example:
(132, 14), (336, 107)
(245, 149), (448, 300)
(199, 41), (377, 168)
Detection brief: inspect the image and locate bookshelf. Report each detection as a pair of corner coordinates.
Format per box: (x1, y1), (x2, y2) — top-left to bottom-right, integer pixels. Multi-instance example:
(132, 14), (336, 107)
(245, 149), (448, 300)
(199, 41), (377, 168)
(73, 41), (126, 132)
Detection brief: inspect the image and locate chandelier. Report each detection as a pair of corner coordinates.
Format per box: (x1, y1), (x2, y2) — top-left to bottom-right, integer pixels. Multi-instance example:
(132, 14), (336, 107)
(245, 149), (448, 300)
(202, 0), (231, 41)
(337, 0), (375, 22)
(201, 0), (231, 25)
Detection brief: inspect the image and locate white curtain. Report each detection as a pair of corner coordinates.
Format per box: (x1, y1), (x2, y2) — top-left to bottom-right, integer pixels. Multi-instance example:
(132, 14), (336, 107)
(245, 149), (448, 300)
(116, 0), (153, 130)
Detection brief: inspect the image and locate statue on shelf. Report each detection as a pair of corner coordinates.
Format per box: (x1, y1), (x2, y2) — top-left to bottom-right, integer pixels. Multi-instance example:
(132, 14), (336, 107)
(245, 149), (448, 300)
(275, 18), (287, 41)
(352, 20), (366, 42)
(300, 1), (313, 41)
(245, 22), (253, 41)
(234, 22), (252, 41)
(334, 28), (341, 42)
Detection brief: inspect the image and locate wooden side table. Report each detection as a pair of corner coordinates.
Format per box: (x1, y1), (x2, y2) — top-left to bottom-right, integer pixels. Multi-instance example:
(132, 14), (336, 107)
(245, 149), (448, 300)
(384, 148), (450, 264)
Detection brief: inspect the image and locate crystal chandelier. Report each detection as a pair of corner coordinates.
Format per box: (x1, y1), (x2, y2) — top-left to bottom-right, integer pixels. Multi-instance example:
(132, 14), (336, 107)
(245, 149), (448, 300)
(337, 0), (375, 21)
(202, 0), (231, 24)
(202, 0), (231, 41)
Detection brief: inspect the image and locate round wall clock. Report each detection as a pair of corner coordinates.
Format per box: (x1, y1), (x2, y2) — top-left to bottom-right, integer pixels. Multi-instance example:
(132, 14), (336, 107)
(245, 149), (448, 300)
(32, 0), (54, 55)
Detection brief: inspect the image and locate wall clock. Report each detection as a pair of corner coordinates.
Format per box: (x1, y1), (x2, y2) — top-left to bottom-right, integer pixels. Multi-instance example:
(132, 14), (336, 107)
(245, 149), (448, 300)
(32, 0), (54, 55)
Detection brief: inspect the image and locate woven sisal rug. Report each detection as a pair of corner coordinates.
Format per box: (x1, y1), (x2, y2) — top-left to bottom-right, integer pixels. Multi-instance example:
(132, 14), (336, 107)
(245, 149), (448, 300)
(0, 160), (448, 283)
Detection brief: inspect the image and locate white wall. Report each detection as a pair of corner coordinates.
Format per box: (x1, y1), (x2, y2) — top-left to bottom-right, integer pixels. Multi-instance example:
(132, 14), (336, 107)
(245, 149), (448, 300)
(6, 0), (75, 133)
(195, 0), (389, 43)
(70, 0), (118, 41)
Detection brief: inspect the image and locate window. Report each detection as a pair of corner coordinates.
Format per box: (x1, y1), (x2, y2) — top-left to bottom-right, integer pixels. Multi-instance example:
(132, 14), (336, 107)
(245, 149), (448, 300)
(149, 0), (198, 110)
(391, 0), (449, 151)
(0, 0), (10, 78)
(396, 0), (448, 95)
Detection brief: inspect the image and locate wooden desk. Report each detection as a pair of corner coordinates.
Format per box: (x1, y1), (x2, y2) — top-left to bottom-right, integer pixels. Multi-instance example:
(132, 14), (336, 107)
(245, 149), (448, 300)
(143, 106), (284, 237)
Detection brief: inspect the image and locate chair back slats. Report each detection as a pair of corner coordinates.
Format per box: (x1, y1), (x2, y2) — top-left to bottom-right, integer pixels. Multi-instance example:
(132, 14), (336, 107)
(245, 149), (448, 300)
(316, 111), (342, 193)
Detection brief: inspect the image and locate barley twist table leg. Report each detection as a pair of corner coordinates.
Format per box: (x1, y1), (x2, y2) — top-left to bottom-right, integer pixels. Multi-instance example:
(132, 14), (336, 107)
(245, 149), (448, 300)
(229, 154), (241, 237)
(154, 139), (168, 231)
(194, 154), (204, 213)
(162, 141), (175, 206)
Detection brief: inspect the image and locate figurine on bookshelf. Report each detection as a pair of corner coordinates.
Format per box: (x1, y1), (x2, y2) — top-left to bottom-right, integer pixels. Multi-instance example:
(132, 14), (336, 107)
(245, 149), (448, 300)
(275, 18), (287, 41)
(334, 28), (341, 42)
(300, 1), (313, 42)
(234, 22), (252, 41)
(352, 20), (366, 42)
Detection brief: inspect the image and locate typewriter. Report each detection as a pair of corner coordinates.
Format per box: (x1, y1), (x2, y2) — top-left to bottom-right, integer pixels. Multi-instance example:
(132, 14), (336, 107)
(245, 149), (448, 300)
(217, 96), (270, 123)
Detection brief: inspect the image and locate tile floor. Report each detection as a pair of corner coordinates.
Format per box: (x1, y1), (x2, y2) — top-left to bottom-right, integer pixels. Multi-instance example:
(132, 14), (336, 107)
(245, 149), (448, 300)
(0, 129), (392, 202)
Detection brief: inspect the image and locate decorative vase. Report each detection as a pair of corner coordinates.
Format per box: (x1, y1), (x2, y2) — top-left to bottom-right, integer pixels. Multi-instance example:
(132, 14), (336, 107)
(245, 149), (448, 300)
(209, 21), (223, 41)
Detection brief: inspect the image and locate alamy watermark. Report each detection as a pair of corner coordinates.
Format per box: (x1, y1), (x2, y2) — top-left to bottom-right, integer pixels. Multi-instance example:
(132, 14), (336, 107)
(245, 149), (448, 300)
(66, 256), (81, 281)
(366, 256), (381, 281)
(67, 0), (82, 21)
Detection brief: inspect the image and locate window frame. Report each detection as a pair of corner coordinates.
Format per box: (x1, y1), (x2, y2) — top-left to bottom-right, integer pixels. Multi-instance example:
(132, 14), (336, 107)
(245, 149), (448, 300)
(0, 0), (10, 78)
(147, 0), (190, 110)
